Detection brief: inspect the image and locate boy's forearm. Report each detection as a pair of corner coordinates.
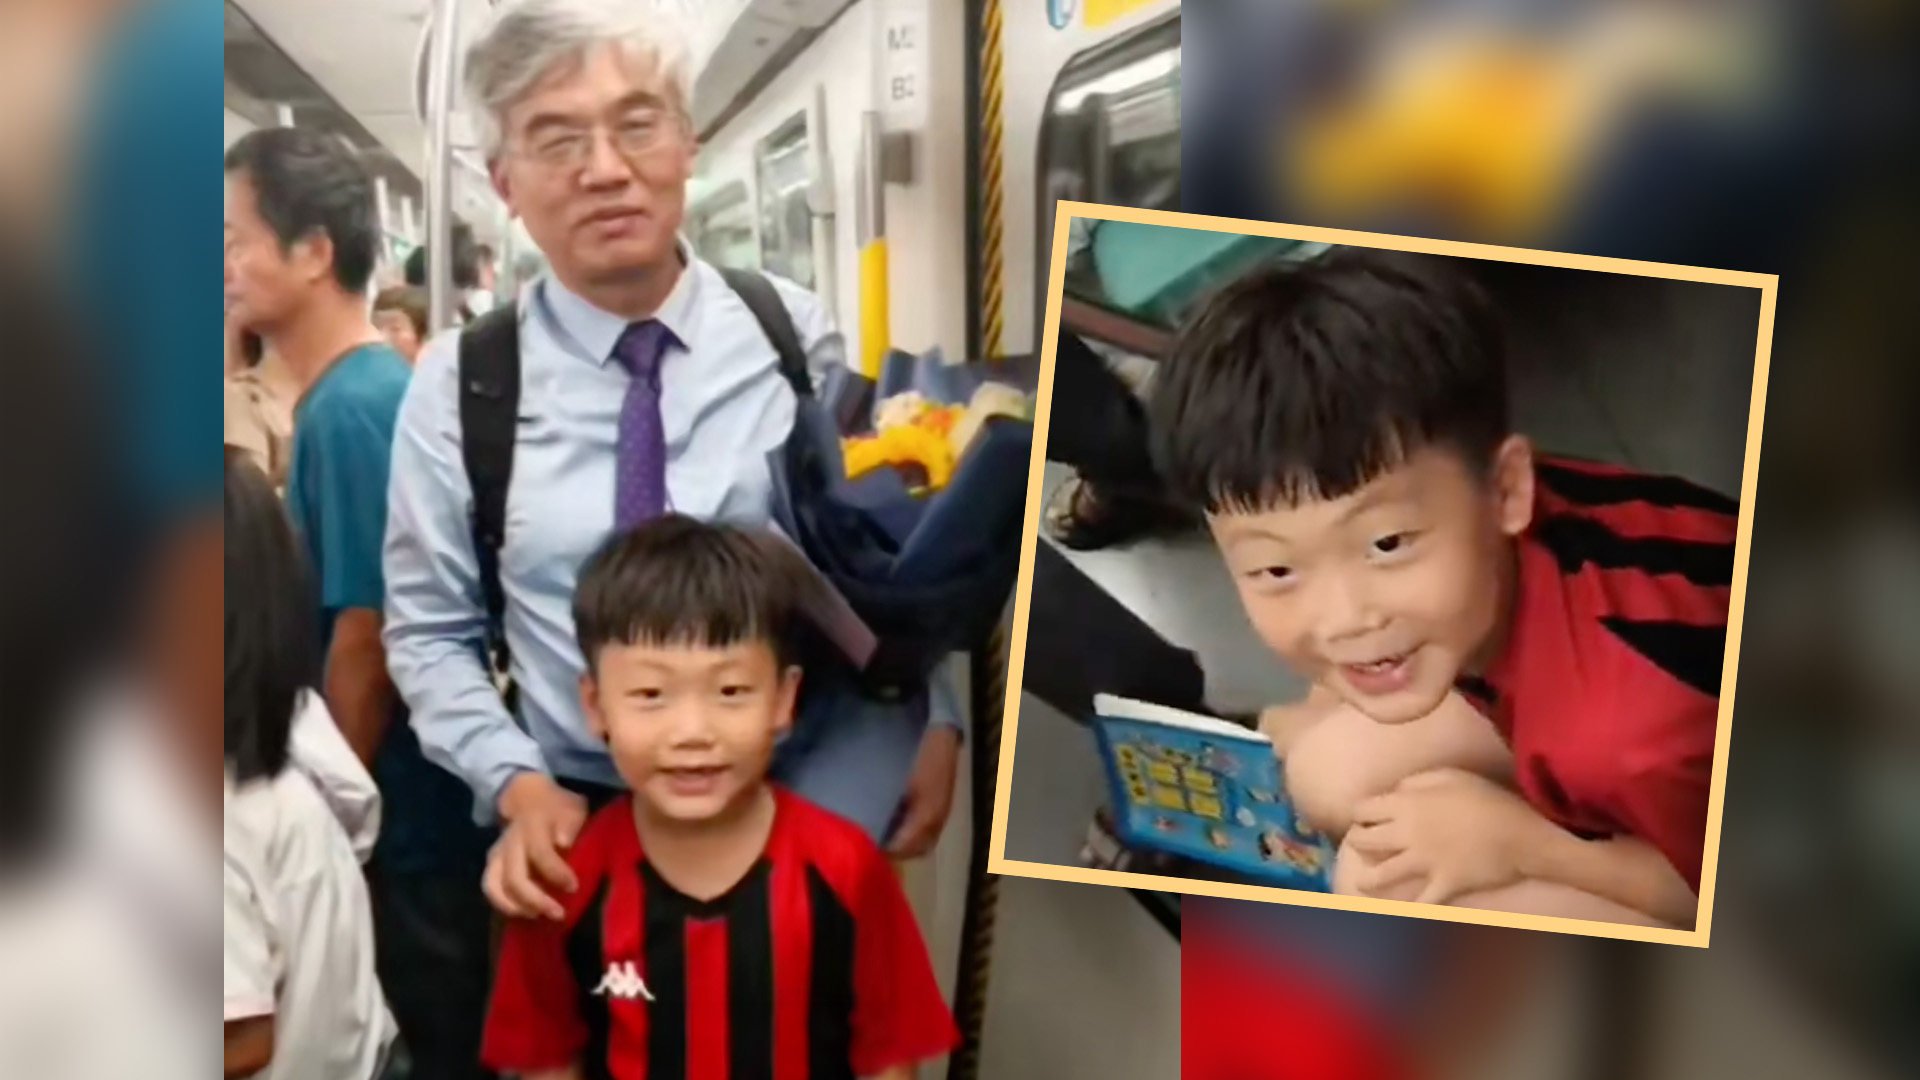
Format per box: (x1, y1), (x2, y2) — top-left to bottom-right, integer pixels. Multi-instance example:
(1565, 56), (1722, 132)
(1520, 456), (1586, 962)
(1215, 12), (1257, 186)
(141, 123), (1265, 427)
(1518, 829), (1697, 927)
(864, 1067), (915, 1080)
(524, 1066), (584, 1080)
(326, 609), (396, 765)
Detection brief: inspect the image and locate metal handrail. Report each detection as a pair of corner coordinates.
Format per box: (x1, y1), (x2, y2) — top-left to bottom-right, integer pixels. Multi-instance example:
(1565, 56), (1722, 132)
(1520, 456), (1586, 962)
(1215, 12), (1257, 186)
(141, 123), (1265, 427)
(1060, 295), (1175, 359)
(422, 0), (461, 331)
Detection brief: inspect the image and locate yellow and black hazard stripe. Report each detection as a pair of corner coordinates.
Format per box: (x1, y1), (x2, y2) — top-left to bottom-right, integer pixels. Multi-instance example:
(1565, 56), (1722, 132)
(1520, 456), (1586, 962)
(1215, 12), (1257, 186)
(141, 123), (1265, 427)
(949, 597), (1013, 1080)
(952, 3), (1012, 1067)
(974, 0), (1006, 361)
(951, 3), (1009, 1068)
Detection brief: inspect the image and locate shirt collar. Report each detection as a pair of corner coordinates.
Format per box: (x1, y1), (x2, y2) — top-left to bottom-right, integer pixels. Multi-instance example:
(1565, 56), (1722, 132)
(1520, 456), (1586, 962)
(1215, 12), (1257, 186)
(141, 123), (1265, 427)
(1462, 532), (1550, 728)
(538, 237), (702, 368)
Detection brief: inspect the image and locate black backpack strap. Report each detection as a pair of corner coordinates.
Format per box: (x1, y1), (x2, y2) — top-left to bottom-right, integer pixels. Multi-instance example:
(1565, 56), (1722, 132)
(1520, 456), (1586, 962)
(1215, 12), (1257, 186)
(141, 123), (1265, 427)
(719, 267), (812, 399)
(457, 305), (521, 676)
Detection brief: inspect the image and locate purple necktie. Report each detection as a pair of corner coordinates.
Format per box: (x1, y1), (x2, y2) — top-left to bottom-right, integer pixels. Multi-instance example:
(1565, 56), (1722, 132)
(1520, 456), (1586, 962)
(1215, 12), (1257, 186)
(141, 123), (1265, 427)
(612, 319), (676, 530)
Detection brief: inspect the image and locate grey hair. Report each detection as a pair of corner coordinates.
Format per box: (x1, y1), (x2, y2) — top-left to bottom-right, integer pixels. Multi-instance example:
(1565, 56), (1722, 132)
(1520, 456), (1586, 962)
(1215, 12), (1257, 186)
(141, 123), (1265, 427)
(464, 0), (696, 159)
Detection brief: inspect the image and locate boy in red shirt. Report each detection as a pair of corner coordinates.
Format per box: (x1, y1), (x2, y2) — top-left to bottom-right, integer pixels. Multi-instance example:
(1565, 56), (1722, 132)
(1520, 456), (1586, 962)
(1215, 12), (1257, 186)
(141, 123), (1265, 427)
(1148, 249), (1729, 928)
(482, 516), (958, 1079)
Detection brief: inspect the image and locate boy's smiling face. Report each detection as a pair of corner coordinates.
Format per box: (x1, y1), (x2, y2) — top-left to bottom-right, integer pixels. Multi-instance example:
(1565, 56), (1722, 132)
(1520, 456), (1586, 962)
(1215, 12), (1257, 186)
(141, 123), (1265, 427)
(1211, 438), (1535, 724)
(583, 638), (799, 824)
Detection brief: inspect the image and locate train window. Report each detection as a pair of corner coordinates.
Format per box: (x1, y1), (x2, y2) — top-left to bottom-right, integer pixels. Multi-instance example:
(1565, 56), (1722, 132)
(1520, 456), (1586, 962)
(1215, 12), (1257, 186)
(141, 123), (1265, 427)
(1038, 17), (1181, 216)
(1057, 49), (1180, 212)
(687, 177), (757, 271)
(755, 112), (816, 289)
(1037, 14), (1182, 343)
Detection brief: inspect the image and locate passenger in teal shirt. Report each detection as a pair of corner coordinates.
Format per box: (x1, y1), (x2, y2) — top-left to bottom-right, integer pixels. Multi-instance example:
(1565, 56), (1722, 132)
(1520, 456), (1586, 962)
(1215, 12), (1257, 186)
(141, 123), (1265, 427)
(290, 343), (494, 873)
(227, 127), (491, 1080)
(288, 344), (411, 630)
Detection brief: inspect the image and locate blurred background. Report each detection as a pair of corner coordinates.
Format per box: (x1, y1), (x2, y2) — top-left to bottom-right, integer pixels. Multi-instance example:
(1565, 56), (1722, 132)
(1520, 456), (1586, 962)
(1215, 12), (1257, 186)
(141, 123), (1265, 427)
(1177, 1), (1920, 1078)
(0, 1), (218, 1077)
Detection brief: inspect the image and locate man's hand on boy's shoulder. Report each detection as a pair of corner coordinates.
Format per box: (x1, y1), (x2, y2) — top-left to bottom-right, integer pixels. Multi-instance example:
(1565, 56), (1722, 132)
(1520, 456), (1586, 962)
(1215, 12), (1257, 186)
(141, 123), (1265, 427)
(485, 771), (587, 920)
(1347, 768), (1553, 906)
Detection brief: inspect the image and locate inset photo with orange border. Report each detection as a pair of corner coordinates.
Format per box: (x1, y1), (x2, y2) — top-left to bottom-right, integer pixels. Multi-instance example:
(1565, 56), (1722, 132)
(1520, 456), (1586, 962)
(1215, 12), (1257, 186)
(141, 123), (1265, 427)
(988, 202), (1776, 947)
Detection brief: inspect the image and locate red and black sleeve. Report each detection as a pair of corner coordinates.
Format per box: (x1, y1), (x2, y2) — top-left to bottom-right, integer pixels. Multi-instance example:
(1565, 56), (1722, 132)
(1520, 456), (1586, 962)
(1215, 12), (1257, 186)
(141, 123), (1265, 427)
(1606, 689), (1716, 895)
(847, 853), (959, 1077)
(480, 807), (629, 1074)
(481, 913), (589, 1074)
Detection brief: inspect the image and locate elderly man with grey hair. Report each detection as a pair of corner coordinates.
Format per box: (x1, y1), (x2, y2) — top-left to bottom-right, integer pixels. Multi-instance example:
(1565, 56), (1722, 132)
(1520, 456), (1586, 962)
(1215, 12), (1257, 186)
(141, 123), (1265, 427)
(383, 2), (964, 1065)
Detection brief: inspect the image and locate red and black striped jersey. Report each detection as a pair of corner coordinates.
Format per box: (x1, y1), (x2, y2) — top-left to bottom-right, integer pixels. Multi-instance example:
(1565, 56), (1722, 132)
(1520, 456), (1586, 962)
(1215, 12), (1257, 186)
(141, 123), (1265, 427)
(1462, 456), (1736, 893)
(482, 787), (958, 1080)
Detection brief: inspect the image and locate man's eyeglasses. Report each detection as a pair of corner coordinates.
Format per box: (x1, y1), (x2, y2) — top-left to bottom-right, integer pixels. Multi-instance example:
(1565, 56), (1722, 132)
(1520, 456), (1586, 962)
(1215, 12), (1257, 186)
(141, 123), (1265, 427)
(513, 110), (679, 170)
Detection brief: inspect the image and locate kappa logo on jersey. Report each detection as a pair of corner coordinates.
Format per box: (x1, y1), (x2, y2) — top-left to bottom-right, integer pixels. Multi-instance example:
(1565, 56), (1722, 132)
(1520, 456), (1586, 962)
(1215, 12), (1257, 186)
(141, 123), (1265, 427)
(592, 961), (654, 1002)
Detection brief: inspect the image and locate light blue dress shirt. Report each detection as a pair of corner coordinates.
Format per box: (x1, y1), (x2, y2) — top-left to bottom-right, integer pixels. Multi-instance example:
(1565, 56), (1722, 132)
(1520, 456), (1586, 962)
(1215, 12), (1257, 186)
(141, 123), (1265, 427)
(383, 252), (957, 816)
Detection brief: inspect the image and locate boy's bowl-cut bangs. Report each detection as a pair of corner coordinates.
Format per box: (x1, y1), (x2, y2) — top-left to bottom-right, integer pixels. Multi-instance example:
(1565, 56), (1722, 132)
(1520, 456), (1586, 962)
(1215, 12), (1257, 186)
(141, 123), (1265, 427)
(1149, 247), (1511, 514)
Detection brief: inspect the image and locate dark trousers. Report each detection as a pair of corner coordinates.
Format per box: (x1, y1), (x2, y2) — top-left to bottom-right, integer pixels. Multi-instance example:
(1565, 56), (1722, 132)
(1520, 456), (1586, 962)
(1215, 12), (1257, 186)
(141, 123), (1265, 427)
(367, 865), (498, 1080)
(1046, 332), (1165, 501)
(1022, 540), (1209, 722)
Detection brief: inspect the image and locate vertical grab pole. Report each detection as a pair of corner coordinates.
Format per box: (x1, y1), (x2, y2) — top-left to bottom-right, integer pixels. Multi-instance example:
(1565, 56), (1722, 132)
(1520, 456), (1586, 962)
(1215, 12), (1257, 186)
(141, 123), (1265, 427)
(423, 0), (462, 331)
(808, 83), (840, 327)
(374, 174), (394, 277)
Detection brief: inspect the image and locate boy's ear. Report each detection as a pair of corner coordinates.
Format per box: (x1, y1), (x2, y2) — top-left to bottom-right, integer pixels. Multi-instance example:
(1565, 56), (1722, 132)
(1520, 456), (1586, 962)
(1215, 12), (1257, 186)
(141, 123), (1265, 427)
(580, 672), (607, 741)
(1489, 435), (1536, 538)
(773, 665), (803, 737)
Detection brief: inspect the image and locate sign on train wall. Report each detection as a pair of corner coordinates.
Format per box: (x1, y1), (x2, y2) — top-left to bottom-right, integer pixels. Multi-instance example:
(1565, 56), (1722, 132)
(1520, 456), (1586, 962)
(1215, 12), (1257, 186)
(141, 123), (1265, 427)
(881, 0), (930, 130)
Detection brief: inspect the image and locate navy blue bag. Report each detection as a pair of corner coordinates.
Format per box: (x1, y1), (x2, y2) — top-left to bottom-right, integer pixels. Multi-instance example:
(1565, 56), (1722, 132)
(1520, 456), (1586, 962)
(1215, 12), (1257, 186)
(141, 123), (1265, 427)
(729, 279), (1035, 704)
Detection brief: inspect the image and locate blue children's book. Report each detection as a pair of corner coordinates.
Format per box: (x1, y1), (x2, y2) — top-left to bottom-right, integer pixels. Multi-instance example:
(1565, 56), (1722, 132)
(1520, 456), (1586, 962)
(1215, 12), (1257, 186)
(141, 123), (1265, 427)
(1090, 694), (1335, 892)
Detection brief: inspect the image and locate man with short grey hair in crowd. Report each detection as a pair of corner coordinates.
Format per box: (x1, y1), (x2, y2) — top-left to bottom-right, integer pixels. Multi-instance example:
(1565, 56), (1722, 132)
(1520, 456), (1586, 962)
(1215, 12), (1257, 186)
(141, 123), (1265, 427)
(384, 0), (963, 958)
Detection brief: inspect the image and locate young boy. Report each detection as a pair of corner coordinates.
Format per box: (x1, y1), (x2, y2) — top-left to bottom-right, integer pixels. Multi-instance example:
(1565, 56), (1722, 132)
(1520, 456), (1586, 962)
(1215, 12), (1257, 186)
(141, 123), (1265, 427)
(1148, 249), (1732, 928)
(482, 515), (959, 1079)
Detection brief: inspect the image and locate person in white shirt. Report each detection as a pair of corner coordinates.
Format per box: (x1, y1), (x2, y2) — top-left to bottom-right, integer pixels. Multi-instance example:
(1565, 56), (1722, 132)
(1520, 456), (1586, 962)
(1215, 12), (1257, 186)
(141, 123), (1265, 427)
(223, 451), (394, 1080)
(467, 241), (499, 316)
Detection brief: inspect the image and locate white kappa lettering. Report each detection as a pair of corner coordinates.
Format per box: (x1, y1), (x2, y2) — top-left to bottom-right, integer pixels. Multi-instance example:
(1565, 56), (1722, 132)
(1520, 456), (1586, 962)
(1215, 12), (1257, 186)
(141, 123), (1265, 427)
(591, 961), (655, 1002)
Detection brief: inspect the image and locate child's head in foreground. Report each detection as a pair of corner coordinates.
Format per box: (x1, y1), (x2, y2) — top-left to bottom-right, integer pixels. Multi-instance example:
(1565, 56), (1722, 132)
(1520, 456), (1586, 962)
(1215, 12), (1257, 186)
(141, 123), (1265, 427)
(573, 515), (803, 825)
(225, 447), (319, 785)
(1149, 247), (1535, 726)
